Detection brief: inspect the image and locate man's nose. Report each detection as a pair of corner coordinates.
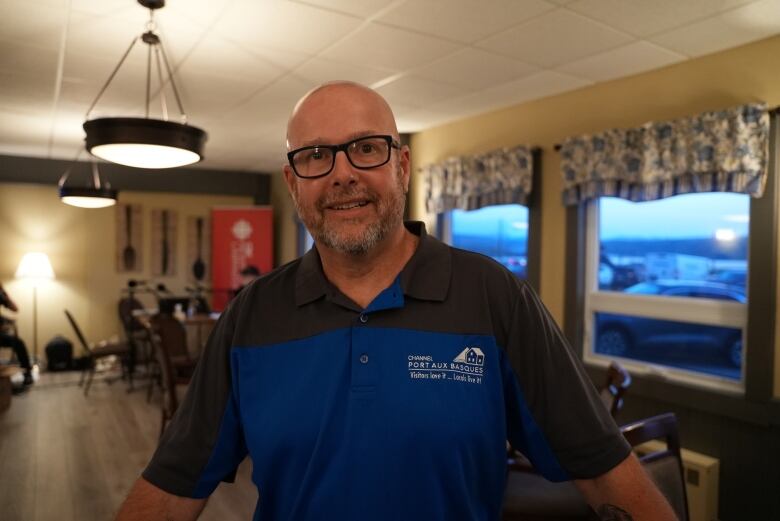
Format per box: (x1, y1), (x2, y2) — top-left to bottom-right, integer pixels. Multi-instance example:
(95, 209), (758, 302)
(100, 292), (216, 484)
(330, 150), (357, 185)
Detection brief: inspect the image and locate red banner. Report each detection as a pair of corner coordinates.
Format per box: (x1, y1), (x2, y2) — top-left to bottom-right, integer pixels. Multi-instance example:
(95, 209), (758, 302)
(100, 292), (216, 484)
(211, 206), (273, 311)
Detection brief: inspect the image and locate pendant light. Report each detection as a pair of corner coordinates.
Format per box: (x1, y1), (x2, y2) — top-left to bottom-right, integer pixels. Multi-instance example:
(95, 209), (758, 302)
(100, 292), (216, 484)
(58, 153), (119, 209)
(83, 0), (207, 169)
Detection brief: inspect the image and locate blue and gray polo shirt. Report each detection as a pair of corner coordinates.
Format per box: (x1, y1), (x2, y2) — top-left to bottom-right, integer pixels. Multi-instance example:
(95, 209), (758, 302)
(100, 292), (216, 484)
(144, 221), (630, 520)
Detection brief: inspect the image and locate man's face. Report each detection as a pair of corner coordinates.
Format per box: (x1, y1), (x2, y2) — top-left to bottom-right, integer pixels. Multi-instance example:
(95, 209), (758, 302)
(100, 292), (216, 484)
(284, 85), (410, 256)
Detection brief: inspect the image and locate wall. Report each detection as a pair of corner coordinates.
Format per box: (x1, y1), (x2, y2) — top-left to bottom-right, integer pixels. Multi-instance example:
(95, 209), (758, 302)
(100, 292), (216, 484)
(408, 35), (780, 520)
(408, 35), (780, 399)
(0, 183), (252, 355)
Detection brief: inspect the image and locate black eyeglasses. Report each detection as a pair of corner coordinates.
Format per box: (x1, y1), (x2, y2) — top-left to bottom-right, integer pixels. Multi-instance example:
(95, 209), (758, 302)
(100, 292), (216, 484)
(287, 134), (400, 179)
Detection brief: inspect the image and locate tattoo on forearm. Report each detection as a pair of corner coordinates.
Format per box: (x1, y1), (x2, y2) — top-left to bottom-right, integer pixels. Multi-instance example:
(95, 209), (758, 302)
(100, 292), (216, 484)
(595, 504), (634, 521)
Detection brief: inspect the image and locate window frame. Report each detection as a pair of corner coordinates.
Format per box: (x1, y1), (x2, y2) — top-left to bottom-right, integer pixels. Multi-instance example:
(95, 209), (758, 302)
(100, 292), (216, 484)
(436, 148), (542, 292)
(565, 114), (779, 421)
(582, 198), (748, 393)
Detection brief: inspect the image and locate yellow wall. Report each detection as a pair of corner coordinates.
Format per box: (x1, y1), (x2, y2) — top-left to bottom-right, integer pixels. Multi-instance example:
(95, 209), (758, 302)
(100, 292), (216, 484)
(408, 35), (780, 398)
(0, 183), (252, 357)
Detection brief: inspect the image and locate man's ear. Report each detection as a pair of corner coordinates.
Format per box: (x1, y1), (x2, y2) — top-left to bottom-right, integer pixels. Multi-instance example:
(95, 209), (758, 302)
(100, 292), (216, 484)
(283, 165), (297, 197)
(399, 145), (411, 194)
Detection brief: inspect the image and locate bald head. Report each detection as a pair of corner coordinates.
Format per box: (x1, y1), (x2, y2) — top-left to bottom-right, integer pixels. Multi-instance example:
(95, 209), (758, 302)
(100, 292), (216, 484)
(286, 81), (399, 150)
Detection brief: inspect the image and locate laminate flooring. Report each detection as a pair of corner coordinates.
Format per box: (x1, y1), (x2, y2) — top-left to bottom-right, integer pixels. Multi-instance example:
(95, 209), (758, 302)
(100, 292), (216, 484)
(0, 370), (257, 521)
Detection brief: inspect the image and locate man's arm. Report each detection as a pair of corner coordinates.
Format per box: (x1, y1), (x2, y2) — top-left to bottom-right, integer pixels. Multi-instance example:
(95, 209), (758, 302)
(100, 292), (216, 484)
(115, 477), (207, 521)
(574, 453), (678, 521)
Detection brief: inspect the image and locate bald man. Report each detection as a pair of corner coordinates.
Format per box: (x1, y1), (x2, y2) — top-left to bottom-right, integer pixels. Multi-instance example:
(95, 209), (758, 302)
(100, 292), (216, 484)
(116, 82), (676, 521)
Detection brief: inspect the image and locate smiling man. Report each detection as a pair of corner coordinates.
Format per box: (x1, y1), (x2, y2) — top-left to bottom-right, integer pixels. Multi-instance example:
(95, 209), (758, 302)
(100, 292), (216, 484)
(115, 82), (677, 521)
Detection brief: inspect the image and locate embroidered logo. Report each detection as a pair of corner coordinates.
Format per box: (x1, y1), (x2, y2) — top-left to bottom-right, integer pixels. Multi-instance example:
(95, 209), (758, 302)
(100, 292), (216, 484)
(407, 348), (485, 385)
(454, 347), (485, 366)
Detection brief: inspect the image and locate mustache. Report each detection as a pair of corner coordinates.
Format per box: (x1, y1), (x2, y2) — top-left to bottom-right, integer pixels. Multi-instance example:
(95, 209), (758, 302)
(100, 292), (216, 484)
(317, 187), (378, 210)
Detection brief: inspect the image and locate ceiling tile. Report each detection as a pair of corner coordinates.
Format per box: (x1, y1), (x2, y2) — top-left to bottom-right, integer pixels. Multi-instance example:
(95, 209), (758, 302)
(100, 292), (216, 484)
(375, 76), (472, 109)
(0, 0), (69, 50)
(649, 0), (780, 57)
(0, 73), (56, 112)
(294, 58), (395, 87)
(289, 0), (397, 19)
(477, 9), (633, 67)
(178, 36), (286, 84)
(377, 0), (554, 44)
(556, 41), (686, 82)
(216, 1), (362, 55)
(0, 41), (60, 78)
(412, 48), (538, 90)
(459, 70), (593, 110)
(567, 0), (754, 38)
(323, 23), (461, 71)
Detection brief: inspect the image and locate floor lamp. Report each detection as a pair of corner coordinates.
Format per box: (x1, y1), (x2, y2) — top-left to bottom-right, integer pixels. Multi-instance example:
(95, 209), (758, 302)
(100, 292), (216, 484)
(15, 252), (55, 365)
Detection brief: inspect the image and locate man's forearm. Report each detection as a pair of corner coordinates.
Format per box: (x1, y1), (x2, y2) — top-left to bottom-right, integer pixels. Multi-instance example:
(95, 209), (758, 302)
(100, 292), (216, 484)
(575, 454), (678, 521)
(115, 477), (207, 521)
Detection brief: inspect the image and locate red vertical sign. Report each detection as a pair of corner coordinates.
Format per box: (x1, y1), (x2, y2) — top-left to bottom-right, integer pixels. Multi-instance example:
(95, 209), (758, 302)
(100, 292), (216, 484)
(211, 206), (274, 311)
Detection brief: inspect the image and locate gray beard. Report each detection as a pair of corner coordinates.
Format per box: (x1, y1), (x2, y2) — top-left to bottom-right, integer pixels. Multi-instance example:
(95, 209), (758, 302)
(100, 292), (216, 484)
(293, 175), (406, 256)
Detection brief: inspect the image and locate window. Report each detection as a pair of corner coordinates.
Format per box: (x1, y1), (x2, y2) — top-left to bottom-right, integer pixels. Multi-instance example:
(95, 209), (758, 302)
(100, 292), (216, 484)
(584, 193), (750, 390)
(441, 204), (529, 278)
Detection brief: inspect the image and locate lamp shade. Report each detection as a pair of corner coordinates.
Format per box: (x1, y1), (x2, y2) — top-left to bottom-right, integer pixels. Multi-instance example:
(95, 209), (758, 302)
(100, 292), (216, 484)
(59, 186), (118, 208)
(15, 252), (55, 280)
(84, 117), (207, 169)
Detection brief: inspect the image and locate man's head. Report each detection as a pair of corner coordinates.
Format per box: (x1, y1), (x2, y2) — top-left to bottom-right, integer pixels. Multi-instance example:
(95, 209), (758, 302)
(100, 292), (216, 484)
(283, 81), (410, 256)
(239, 265), (261, 287)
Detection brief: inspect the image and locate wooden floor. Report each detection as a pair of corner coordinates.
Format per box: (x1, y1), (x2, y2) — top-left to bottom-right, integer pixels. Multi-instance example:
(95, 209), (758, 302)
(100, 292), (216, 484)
(0, 370), (257, 521)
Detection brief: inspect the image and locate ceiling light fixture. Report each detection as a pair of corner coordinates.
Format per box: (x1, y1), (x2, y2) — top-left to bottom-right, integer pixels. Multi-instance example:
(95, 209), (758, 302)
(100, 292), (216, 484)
(58, 153), (119, 209)
(83, 0), (207, 169)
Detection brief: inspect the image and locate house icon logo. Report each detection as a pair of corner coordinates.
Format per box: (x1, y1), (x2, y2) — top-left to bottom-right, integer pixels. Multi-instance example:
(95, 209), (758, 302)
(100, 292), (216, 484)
(454, 347), (485, 366)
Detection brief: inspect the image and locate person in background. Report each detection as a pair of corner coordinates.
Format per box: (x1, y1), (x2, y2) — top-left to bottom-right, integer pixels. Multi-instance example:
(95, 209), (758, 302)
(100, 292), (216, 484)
(234, 265), (261, 296)
(116, 82), (677, 521)
(0, 283), (34, 386)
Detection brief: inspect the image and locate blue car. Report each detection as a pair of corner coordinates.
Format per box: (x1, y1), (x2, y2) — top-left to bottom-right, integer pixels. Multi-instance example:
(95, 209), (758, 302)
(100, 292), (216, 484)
(595, 280), (745, 368)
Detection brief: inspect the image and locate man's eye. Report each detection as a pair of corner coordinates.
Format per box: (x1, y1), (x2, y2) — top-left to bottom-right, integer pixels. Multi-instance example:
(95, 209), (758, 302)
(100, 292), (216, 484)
(359, 143), (376, 154)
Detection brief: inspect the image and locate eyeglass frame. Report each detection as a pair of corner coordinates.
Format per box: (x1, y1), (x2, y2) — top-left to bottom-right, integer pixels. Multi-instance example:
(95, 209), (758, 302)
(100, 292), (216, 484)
(286, 134), (401, 180)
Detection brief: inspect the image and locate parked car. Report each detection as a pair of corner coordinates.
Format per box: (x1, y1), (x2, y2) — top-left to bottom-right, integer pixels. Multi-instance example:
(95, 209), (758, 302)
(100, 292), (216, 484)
(595, 280), (745, 367)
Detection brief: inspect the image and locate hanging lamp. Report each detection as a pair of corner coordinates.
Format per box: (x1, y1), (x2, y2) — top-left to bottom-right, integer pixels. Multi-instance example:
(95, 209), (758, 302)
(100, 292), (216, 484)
(58, 152), (119, 209)
(83, 0), (207, 169)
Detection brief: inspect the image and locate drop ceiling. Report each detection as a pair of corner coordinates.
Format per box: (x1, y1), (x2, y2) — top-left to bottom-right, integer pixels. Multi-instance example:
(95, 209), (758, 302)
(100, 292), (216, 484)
(1, 0), (779, 173)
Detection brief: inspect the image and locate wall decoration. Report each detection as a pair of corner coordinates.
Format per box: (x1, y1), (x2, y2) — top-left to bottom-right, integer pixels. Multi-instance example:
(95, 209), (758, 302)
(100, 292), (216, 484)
(151, 209), (178, 277)
(186, 215), (210, 282)
(211, 206), (273, 311)
(116, 203), (143, 273)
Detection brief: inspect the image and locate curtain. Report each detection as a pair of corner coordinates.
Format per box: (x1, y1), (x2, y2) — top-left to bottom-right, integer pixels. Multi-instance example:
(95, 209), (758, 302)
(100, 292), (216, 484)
(422, 145), (534, 214)
(560, 103), (769, 206)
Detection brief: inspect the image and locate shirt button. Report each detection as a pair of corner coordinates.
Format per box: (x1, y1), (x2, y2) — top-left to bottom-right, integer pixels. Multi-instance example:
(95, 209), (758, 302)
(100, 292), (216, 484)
(359, 354), (369, 364)
(359, 313), (368, 323)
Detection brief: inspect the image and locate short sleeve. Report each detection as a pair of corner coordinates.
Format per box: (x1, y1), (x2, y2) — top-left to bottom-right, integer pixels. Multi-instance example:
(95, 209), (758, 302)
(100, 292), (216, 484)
(501, 281), (630, 481)
(142, 305), (248, 498)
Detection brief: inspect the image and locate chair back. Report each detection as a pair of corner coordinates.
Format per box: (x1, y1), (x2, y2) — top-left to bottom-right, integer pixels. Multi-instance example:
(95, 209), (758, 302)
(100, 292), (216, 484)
(154, 314), (191, 361)
(600, 361), (631, 417)
(621, 412), (689, 521)
(147, 315), (180, 417)
(118, 297), (146, 333)
(64, 310), (92, 356)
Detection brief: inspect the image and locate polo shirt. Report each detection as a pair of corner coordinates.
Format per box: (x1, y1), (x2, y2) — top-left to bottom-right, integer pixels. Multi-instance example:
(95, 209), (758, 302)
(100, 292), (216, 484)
(143, 221), (630, 521)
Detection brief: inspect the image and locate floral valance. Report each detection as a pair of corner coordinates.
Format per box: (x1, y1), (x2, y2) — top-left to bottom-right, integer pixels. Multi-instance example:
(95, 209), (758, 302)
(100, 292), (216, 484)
(560, 103), (769, 206)
(422, 145), (534, 214)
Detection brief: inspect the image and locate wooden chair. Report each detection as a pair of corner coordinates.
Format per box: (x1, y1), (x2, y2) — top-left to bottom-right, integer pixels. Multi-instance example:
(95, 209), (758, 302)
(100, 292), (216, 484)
(502, 412), (688, 520)
(118, 296), (150, 390)
(147, 315), (193, 438)
(599, 361), (632, 418)
(64, 310), (130, 397)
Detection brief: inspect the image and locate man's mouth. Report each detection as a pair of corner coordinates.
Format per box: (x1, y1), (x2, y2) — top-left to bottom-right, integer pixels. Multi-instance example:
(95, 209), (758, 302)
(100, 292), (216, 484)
(326, 200), (370, 211)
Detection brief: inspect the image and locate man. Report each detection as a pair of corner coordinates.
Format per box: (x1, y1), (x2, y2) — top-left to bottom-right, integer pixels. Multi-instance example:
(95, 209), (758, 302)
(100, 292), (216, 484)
(0, 283), (34, 386)
(234, 264), (262, 296)
(116, 82), (677, 520)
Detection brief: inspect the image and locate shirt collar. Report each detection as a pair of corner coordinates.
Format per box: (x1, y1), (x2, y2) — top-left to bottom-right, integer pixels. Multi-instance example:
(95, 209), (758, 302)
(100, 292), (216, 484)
(294, 220), (451, 307)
